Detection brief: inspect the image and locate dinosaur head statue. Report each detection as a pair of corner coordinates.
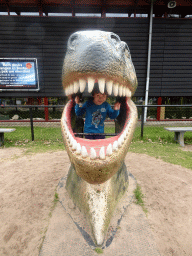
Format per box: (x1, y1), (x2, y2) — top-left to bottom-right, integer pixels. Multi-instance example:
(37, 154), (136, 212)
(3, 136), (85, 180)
(61, 30), (138, 184)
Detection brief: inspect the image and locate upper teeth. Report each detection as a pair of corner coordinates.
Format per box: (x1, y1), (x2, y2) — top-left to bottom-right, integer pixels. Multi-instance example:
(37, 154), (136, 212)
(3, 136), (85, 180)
(98, 78), (105, 94)
(79, 79), (86, 92)
(64, 77), (132, 97)
(106, 80), (113, 95)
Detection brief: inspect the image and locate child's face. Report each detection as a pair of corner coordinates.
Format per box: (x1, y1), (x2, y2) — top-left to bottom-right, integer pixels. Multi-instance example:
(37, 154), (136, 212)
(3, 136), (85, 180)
(93, 93), (107, 105)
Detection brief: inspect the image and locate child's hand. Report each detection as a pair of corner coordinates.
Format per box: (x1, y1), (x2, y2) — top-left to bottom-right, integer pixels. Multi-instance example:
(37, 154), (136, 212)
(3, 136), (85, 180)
(114, 102), (121, 110)
(75, 96), (80, 104)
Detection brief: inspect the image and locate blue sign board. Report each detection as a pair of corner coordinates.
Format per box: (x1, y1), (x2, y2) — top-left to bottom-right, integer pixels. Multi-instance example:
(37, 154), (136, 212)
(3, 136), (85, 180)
(0, 58), (39, 91)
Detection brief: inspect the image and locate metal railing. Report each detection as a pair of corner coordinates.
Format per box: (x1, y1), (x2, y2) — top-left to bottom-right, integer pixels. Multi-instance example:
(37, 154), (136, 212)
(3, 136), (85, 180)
(0, 104), (192, 141)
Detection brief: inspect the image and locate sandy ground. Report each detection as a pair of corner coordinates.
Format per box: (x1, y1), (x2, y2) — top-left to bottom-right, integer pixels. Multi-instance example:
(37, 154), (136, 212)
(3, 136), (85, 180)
(0, 147), (192, 256)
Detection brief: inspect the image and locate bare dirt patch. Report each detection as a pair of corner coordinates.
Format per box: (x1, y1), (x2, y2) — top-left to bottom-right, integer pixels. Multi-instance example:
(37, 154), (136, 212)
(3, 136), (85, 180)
(0, 149), (70, 256)
(126, 153), (192, 256)
(0, 149), (192, 255)
(182, 144), (192, 151)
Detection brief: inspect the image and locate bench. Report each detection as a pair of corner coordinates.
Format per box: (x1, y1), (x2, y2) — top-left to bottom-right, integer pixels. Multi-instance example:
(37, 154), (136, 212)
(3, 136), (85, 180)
(164, 127), (192, 147)
(0, 128), (16, 146)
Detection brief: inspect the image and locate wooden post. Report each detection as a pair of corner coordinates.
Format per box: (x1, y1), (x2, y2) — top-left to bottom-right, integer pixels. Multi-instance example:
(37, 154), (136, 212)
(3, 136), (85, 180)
(157, 97), (162, 121)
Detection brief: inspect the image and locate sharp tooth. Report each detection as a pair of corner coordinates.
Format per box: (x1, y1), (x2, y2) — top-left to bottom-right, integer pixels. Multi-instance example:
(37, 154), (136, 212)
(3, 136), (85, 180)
(118, 136), (123, 147)
(81, 146), (88, 158)
(122, 130), (127, 140)
(106, 80), (113, 95)
(79, 79), (86, 93)
(106, 144), (112, 156)
(64, 122), (67, 132)
(76, 143), (81, 154)
(126, 123), (131, 135)
(98, 78), (105, 94)
(119, 85), (123, 96)
(70, 84), (74, 94)
(72, 139), (77, 150)
(113, 83), (119, 96)
(87, 77), (95, 93)
(66, 131), (70, 139)
(69, 134), (73, 146)
(74, 81), (79, 93)
(90, 147), (97, 159)
(126, 87), (132, 97)
(99, 146), (105, 160)
(112, 141), (118, 151)
(65, 86), (69, 96)
(68, 84), (73, 95)
(123, 87), (126, 97)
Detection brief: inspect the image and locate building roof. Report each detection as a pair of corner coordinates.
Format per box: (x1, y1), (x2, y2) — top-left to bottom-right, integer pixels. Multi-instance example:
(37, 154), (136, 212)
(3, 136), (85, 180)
(0, 0), (192, 17)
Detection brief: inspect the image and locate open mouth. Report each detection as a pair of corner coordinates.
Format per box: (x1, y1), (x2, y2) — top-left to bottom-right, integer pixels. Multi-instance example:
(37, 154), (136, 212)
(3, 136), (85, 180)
(61, 76), (137, 161)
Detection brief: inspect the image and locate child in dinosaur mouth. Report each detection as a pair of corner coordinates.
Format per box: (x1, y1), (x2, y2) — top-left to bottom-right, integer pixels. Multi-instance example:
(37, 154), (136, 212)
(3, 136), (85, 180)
(75, 90), (121, 140)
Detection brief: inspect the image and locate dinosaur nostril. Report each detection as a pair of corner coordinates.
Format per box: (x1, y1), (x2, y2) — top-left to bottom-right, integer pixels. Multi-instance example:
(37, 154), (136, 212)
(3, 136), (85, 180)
(121, 42), (131, 58)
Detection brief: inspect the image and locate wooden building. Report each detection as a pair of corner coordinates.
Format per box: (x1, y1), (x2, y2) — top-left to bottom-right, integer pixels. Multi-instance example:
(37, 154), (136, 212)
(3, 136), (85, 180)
(0, 0), (192, 101)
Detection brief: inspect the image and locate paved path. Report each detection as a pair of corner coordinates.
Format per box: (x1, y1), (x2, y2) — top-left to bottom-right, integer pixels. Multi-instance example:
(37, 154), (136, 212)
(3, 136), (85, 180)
(39, 173), (161, 256)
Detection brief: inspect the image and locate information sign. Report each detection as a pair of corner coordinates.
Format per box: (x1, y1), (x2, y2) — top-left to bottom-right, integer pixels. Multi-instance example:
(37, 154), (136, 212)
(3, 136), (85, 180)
(0, 58), (39, 91)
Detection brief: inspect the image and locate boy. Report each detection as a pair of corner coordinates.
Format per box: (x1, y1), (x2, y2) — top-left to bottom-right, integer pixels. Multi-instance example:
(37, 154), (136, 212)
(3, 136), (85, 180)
(75, 91), (121, 139)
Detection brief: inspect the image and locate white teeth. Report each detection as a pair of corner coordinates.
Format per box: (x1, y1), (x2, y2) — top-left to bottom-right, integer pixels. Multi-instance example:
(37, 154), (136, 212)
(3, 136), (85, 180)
(65, 86), (69, 96)
(106, 144), (112, 156)
(125, 123), (131, 135)
(74, 81), (79, 93)
(123, 87), (126, 97)
(126, 87), (132, 97)
(125, 126), (129, 135)
(66, 75), (133, 100)
(64, 125), (68, 135)
(67, 84), (72, 95)
(69, 134), (73, 146)
(106, 80), (113, 95)
(90, 147), (97, 159)
(79, 79), (86, 92)
(72, 139), (77, 150)
(113, 83), (119, 96)
(63, 121), (67, 130)
(113, 141), (118, 151)
(99, 146), (105, 160)
(98, 78), (105, 94)
(122, 130), (126, 141)
(118, 136), (123, 147)
(119, 85), (123, 96)
(81, 146), (88, 158)
(87, 77), (95, 93)
(76, 143), (81, 154)
(66, 131), (70, 139)
(66, 78), (132, 98)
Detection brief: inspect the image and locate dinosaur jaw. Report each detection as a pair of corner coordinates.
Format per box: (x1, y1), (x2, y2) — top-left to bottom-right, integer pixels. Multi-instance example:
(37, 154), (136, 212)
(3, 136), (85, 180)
(61, 95), (137, 184)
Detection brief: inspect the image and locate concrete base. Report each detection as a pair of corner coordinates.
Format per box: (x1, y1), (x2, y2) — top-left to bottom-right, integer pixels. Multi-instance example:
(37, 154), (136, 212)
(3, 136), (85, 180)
(39, 172), (161, 256)
(65, 162), (129, 246)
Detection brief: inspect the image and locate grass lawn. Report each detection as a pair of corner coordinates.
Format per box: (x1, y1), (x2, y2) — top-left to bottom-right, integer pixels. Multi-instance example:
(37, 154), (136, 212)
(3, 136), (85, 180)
(3, 126), (65, 153)
(130, 126), (192, 170)
(2, 125), (192, 170)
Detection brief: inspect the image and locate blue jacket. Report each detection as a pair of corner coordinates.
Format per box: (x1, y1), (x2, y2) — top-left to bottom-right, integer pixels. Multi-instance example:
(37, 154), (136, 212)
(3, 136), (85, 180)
(75, 100), (120, 134)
